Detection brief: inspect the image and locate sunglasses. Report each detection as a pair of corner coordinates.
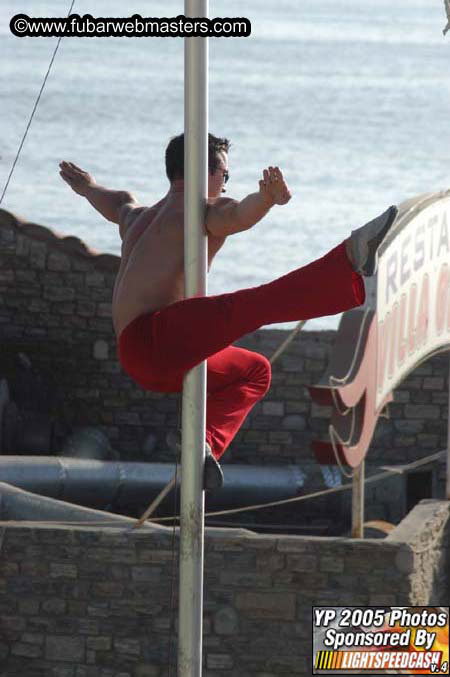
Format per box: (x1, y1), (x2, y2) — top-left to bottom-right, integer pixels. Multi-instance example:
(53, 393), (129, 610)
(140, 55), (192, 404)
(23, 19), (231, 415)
(223, 170), (229, 184)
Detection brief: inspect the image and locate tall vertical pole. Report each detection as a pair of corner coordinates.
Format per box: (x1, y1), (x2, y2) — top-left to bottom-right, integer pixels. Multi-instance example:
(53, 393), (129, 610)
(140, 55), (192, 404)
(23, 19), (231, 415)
(447, 354), (450, 500)
(178, 1), (208, 675)
(351, 461), (365, 538)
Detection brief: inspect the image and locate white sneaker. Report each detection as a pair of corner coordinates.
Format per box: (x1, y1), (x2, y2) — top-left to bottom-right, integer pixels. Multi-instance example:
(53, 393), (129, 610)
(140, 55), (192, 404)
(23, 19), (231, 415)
(350, 205), (398, 276)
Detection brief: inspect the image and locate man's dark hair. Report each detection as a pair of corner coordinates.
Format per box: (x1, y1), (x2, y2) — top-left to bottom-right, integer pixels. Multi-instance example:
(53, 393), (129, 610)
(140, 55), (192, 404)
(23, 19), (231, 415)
(165, 132), (230, 182)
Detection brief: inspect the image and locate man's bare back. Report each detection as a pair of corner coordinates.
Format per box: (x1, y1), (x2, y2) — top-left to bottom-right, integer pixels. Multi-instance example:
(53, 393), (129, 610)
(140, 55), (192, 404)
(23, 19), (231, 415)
(112, 194), (227, 338)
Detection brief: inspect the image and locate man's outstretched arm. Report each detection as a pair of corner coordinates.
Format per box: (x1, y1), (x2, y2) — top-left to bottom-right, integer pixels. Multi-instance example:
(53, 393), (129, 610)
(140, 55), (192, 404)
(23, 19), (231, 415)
(206, 166), (291, 237)
(59, 161), (137, 224)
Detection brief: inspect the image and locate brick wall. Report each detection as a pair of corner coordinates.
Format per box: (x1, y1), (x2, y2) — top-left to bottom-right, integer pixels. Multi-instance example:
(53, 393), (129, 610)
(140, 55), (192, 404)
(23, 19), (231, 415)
(0, 209), (448, 525)
(0, 499), (448, 677)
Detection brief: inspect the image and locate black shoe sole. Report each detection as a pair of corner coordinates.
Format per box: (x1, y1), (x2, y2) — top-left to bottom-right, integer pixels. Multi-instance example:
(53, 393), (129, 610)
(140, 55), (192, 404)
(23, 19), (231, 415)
(204, 453), (224, 492)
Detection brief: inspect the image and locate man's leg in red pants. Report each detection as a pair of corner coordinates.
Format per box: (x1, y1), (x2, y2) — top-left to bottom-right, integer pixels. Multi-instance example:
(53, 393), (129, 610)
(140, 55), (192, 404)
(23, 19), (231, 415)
(206, 346), (271, 461)
(118, 240), (362, 463)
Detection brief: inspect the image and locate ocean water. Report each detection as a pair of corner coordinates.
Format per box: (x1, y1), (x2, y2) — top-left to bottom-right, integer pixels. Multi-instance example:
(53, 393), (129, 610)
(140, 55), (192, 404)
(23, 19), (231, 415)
(1, 0), (449, 329)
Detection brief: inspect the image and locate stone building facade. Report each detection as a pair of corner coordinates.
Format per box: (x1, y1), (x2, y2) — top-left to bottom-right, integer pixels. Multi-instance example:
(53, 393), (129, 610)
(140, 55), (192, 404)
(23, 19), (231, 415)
(0, 499), (448, 676)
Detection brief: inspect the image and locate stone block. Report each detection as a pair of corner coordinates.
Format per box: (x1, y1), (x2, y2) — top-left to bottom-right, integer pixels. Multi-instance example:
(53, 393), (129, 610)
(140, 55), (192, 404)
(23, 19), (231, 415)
(50, 562), (78, 578)
(393, 390), (410, 402)
(256, 553), (284, 572)
(11, 641), (42, 657)
(280, 357), (305, 372)
(235, 592), (296, 620)
(48, 252), (71, 271)
(404, 404), (440, 419)
(52, 667), (75, 677)
(282, 415), (306, 430)
(417, 434), (439, 448)
(423, 377), (444, 390)
(286, 555), (318, 572)
(86, 272), (105, 287)
(0, 615), (26, 632)
(206, 653), (234, 669)
(46, 635), (85, 662)
(18, 598), (40, 615)
(131, 567), (162, 583)
(30, 241), (47, 268)
(92, 582), (125, 597)
(262, 401), (285, 416)
(93, 339), (109, 359)
(269, 431), (293, 443)
(394, 420), (423, 434)
(87, 636), (112, 651)
(116, 412), (141, 425)
(114, 638), (141, 656)
(213, 606), (239, 635)
(311, 403), (332, 419)
(16, 234), (30, 255)
(0, 641), (9, 660)
(134, 666), (160, 677)
(219, 571), (271, 588)
(286, 400), (310, 414)
(42, 598), (67, 614)
(369, 595), (397, 605)
(78, 619), (99, 635)
(97, 302), (112, 317)
(44, 286), (75, 301)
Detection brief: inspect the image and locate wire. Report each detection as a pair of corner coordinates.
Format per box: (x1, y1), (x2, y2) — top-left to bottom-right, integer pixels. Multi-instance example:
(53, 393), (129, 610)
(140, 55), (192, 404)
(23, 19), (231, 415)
(143, 449), (447, 524)
(7, 448), (446, 529)
(0, 0), (76, 207)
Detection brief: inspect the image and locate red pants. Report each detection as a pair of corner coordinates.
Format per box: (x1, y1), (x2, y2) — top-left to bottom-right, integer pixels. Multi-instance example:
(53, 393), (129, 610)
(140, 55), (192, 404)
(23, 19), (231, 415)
(117, 240), (364, 460)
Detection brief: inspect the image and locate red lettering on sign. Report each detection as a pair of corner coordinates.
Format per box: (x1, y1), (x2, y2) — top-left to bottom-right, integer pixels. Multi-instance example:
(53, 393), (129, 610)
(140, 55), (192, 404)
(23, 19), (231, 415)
(436, 264), (449, 336)
(416, 274), (429, 349)
(397, 294), (408, 366)
(408, 283), (417, 355)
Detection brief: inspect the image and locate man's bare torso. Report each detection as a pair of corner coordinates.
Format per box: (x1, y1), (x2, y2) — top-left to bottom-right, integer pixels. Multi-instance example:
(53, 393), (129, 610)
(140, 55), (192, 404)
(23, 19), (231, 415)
(112, 195), (226, 338)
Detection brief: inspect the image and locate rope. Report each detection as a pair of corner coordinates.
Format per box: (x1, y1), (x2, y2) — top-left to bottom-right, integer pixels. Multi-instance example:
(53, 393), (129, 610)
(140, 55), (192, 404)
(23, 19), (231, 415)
(141, 448), (446, 524)
(0, 1), (76, 207)
(15, 449), (444, 528)
(269, 320), (306, 365)
(329, 423), (355, 479)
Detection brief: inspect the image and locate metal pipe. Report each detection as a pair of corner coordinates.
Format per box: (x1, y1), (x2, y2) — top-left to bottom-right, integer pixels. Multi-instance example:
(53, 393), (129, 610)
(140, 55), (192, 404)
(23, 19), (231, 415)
(351, 460), (365, 538)
(0, 481), (158, 529)
(180, 3), (209, 672)
(0, 456), (306, 512)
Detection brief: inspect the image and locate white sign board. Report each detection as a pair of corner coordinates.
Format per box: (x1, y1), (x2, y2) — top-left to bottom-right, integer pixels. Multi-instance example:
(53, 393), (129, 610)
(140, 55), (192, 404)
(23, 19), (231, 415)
(376, 196), (450, 409)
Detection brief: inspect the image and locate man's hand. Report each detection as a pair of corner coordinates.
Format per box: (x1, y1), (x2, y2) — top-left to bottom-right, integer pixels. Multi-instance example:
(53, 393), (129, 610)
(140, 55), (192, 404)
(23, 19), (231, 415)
(259, 166), (292, 206)
(59, 161), (96, 197)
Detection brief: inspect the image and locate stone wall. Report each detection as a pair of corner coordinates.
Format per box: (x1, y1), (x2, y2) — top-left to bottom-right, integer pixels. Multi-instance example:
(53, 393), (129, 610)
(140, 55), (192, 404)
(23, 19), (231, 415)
(0, 209), (448, 526)
(0, 499), (448, 677)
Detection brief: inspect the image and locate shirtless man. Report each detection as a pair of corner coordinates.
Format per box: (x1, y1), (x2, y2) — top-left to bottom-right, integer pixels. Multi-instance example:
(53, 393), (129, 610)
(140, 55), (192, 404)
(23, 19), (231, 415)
(59, 132), (397, 490)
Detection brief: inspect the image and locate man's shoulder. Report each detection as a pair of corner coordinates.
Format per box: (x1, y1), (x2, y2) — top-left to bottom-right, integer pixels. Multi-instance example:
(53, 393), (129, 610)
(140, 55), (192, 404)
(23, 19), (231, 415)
(207, 196), (237, 208)
(119, 197), (167, 240)
(205, 196), (239, 238)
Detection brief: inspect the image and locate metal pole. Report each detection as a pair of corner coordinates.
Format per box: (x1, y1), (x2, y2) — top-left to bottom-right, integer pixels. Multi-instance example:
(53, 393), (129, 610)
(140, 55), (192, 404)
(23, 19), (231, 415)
(351, 460), (365, 538)
(178, 2), (208, 675)
(447, 353), (450, 500)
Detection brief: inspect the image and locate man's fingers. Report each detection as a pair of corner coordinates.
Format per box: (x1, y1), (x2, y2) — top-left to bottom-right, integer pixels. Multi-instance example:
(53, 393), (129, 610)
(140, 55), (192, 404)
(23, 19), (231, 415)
(59, 161), (84, 175)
